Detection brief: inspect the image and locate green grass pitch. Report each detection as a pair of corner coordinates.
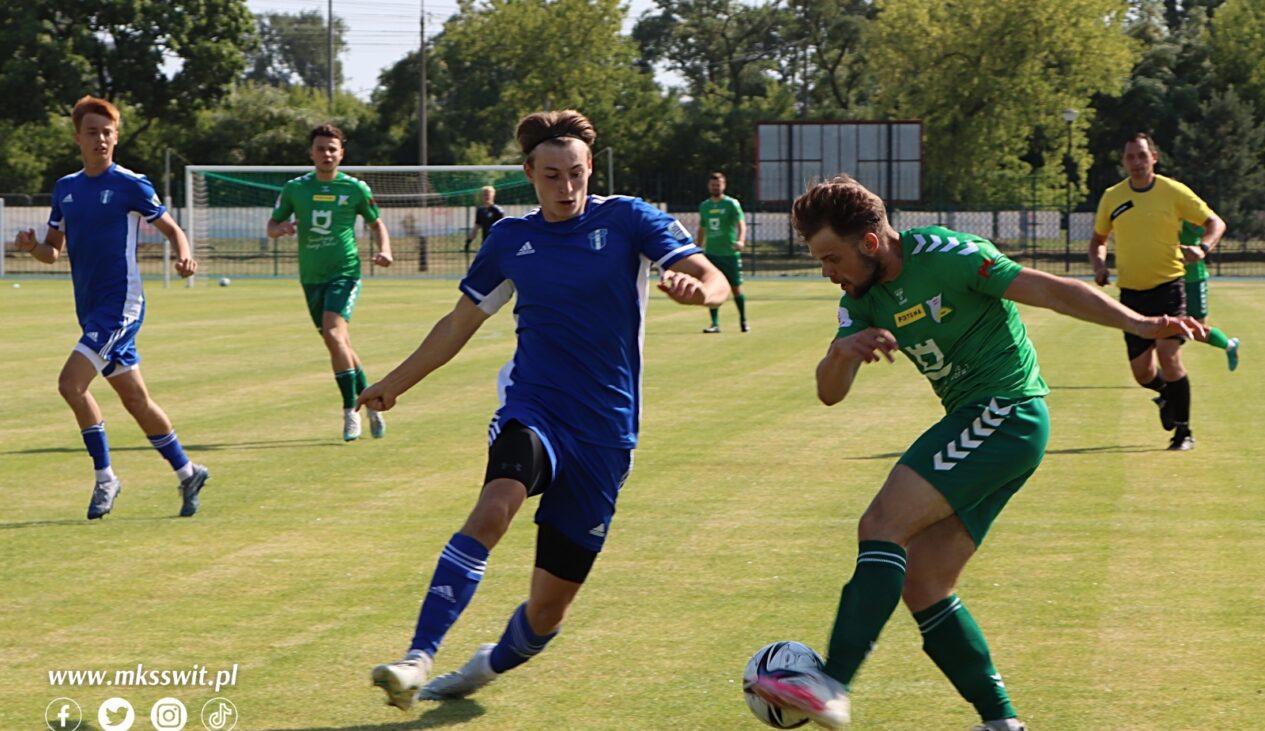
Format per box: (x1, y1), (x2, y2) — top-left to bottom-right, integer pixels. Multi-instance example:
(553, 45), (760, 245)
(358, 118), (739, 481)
(2, 278), (1263, 730)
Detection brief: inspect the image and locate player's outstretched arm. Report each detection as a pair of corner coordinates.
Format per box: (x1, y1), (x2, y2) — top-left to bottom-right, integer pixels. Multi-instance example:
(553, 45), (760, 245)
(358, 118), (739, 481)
(152, 213), (197, 278)
(659, 253), (730, 306)
(14, 227), (65, 264)
(357, 295), (491, 412)
(1003, 268), (1208, 341)
(817, 329), (897, 405)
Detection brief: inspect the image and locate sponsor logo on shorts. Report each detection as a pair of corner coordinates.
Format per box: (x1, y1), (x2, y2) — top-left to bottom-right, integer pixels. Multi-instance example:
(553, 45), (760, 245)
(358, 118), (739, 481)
(588, 523), (607, 538)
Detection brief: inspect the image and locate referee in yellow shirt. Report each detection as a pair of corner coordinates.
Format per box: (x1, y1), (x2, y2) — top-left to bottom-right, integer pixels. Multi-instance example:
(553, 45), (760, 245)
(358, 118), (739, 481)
(1089, 132), (1225, 451)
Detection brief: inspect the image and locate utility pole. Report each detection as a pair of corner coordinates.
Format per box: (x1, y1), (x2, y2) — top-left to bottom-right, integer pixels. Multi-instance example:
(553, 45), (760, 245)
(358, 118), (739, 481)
(327, 0), (335, 110)
(419, 0), (428, 166)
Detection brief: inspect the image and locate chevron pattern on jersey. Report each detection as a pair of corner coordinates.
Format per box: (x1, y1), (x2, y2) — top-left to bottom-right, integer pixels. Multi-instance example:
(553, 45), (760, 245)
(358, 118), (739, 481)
(911, 232), (980, 257)
(932, 398), (1013, 471)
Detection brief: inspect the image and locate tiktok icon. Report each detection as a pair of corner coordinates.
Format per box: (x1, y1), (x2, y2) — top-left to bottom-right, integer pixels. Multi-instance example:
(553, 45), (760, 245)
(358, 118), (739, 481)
(199, 697), (238, 731)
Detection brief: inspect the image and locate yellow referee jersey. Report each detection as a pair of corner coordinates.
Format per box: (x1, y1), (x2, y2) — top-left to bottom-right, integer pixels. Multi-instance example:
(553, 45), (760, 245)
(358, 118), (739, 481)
(1092, 174), (1213, 290)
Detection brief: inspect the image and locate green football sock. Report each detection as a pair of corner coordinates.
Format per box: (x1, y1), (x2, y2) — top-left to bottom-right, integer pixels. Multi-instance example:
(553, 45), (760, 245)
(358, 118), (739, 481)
(1206, 327), (1229, 350)
(354, 366), (369, 398)
(709, 308), (720, 327)
(335, 369), (357, 410)
(914, 595), (1016, 722)
(823, 540), (907, 686)
(735, 293), (747, 323)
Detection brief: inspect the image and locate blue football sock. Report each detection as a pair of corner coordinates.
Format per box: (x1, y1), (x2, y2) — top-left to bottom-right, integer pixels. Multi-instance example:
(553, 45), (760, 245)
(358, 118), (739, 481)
(148, 432), (191, 474)
(410, 533), (489, 657)
(82, 422), (113, 479)
(489, 602), (559, 673)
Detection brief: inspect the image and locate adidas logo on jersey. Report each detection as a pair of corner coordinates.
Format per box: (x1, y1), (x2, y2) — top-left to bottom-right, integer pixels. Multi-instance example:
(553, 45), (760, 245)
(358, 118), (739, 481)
(86, 331), (99, 342)
(62, 193), (74, 204)
(517, 241), (536, 256)
(589, 523), (607, 538)
(429, 585), (457, 603)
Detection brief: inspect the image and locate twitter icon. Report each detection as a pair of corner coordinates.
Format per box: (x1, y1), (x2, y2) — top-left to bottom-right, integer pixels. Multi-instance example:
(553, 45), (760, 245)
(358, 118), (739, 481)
(98, 697), (134, 731)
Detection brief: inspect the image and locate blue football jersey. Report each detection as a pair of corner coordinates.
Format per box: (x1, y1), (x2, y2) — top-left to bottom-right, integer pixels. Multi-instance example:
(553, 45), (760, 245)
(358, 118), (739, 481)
(460, 195), (701, 449)
(48, 164), (166, 325)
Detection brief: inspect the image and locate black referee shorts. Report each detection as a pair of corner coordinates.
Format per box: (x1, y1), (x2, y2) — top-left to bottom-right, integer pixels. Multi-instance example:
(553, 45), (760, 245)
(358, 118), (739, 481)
(1120, 278), (1186, 360)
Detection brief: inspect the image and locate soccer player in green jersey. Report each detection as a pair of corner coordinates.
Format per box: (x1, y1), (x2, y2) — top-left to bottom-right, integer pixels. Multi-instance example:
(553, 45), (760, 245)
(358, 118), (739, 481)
(1180, 220), (1241, 371)
(267, 124), (394, 441)
(749, 175), (1204, 730)
(696, 172), (749, 332)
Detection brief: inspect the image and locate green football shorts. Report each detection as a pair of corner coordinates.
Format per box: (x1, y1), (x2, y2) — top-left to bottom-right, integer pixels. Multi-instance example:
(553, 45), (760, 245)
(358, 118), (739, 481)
(899, 395), (1049, 546)
(302, 277), (362, 329)
(705, 253), (744, 288)
(1185, 277), (1209, 320)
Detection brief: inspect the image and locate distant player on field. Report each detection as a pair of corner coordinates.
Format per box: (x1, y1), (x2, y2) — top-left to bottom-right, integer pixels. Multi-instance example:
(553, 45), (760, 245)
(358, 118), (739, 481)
(750, 175), (1203, 730)
(362, 109), (728, 710)
(697, 171), (750, 332)
(267, 124), (394, 442)
(464, 185), (506, 259)
(1179, 220), (1240, 371)
(13, 96), (210, 520)
(1089, 132), (1227, 450)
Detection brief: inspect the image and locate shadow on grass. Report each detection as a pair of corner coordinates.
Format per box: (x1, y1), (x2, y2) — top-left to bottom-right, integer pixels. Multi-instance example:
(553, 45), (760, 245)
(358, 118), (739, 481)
(1, 437), (341, 456)
(262, 699), (485, 730)
(1047, 384), (1136, 390)
(1046, 444), (1164, 455)
(0, 515), (187, 530)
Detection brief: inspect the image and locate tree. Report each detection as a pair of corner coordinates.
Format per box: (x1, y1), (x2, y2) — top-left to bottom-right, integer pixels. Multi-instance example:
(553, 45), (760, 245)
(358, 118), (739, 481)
(245, 11), (348, 90)
(867, 0), (1140, 206)
(1169, 87), (1265, 237)
(782, 0), (874, 117)
(1210, 0), (1265, 114)
(0, 0), (256, 146)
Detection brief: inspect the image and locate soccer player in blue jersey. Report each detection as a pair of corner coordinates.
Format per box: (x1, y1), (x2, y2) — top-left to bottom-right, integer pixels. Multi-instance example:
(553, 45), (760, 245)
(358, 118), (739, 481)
(361, 109), (729, 710)
(13, 96), (209, 520)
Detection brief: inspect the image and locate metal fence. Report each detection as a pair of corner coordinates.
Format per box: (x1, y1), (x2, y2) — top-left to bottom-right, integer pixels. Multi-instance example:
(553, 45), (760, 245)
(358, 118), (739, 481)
(3, 202), (1264, 280)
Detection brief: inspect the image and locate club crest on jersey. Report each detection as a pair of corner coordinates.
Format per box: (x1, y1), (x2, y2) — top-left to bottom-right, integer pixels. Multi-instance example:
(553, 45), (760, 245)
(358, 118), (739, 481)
(338, 194), (350, 206)
(99, 190), (113, 205)
(926, 293), (953, 323)
(838, 306), (853, 328)
(588, 228), (608, 250)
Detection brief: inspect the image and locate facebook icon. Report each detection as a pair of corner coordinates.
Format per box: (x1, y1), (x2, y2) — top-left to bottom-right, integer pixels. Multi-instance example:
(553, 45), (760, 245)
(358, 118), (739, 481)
(44, 697), (82, 731)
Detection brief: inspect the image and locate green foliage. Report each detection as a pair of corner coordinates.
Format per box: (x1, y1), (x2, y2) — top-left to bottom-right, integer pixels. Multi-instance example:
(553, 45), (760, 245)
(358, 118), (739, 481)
(1169, 87), (1265, 236)
(0, 1), (256, 139)
(868, 0), (1139, 206)
(0, 120), (69, 192)
(244, 10), (348, 90)
(1210, 0), (1265, 113)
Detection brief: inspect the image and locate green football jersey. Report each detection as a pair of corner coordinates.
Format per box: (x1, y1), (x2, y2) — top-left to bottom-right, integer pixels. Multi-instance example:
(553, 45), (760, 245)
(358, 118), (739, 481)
(271, 171), (381, 284)
(698, 195), (743, 256)
(834, 226), (1048, 413)
(1180, 220), (1208, 282)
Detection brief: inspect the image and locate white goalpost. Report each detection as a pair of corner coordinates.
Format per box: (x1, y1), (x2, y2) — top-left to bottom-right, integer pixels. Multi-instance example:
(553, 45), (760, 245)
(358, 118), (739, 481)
(183, 165), (529, 281)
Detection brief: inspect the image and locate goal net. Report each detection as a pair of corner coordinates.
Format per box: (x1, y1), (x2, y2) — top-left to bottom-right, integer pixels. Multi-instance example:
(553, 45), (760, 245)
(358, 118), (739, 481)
(184, 165), (533, 279)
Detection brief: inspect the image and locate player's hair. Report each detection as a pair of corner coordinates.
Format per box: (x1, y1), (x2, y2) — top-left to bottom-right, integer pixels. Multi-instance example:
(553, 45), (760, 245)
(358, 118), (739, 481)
(1125, 132), (1157, 153)
(309, 123), (347, 145)
(517, 110), (596, 163)
(72, 96), (121, 132)
(481, 185), (496, 196)
(791, 174), (889, 242)
(710, 171), (726, 181)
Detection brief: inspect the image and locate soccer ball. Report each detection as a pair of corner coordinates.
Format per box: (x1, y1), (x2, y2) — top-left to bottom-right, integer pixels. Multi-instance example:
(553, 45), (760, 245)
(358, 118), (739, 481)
(743, 641), (826, 728)
(218, 277), (231, 287)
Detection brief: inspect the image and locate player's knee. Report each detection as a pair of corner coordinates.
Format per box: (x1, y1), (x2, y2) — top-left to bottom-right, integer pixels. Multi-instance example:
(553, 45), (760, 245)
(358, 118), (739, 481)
(857, 504), (902, 543)
(57, 374), (86, 402)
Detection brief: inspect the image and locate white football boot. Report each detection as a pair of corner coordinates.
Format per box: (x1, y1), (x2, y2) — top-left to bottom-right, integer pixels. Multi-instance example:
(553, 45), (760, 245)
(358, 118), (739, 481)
(419, 643), (499, 700)
(343, 409), (362, 442)
(751, 667), (850, 728)
(972, 720), (1027, 731)
(368, 408), (386, 439)
(371, 654), (432, 710)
